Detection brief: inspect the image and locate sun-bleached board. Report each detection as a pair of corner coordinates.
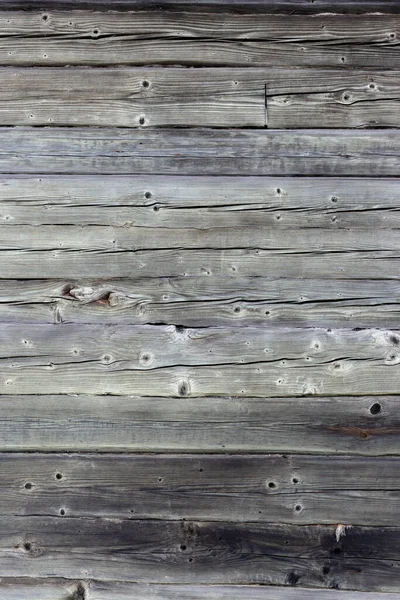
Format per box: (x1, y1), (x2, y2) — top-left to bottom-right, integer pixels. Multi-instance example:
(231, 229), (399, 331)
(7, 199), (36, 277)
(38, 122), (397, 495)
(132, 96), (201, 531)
(0, 128), (397, 175)
(0, 11), (398, 69)
(0, 394), (396, 454)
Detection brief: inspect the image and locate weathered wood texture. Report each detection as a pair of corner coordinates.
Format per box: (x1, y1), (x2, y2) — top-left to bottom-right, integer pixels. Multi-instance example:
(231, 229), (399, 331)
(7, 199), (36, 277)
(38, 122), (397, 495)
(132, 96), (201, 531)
(1, 175), (399, 228)
(2, 580), (400, 600)
(0, 395), (396, 454)
(0, 128), (397, 175)
(0, 68), (398, 128)
(2, 453), (400, 525)
(0, 4), (398, 597)
(3, 278), (400, 328)
(0, 12), (398, 69)
(1, 518), (400, 590)
(89, 583), (400, 600)
(1, 324), (400, 396)
(1, 0), (399, 12)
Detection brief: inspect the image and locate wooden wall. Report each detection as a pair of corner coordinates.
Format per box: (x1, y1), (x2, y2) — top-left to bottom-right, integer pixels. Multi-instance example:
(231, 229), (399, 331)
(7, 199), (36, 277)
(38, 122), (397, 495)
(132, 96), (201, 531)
(0, 1), (400, 598)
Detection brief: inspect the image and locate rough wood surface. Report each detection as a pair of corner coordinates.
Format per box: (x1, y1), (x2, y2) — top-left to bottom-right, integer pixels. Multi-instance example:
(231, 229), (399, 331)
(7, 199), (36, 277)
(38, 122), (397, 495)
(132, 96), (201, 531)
(0, 323), (400, 396)
(1, 518), (400, 590)
(89, 583), (400, 599)
(1, 1), (399, 13)
(2, 452), (400, 525)
(0, 175), (399, 228)
(0, 394), (397, 454)
(0, 12), (398, 69)
(0, 128), (397, 175)
(2, 277), (400, 328)
(0, 68), (398, 128)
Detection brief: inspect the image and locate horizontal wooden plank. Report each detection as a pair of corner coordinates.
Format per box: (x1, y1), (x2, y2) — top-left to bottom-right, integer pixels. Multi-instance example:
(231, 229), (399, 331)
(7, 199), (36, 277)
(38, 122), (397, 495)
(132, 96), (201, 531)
(0, 394), (398, 454)
(2, 453), (400, 524)
(5, 225), (400, 252)
(1, 517), (400, 589)
(1, 1), (399, 13)
(1, 175), (399, 229)
(0, 579), (81, 600)
(0, 323), (400, 396)
(4, 247), (400, 279)
(1, 581), (399, 600)
(2, 277), (400, 328)
(0, 128), (397, 175)
(89, 582), (400, 600)
(0, 68), (267, 128)
(0, 68), (398, 128)
(0, 12), (398, 69)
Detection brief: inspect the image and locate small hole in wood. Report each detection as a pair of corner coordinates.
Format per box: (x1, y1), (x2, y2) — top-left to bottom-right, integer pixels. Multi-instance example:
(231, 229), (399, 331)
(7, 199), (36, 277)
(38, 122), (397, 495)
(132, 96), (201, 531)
(295, 504), (302, 512)
(55, 473), (63, 480)
(142, 80), (150, 88)
(23, 542), (32, 552)
(145, 191), (152, 199)
(268, 482), (276, 488)
(42, 14), (49, 21)
(180, 544), (187, 551)
(370, 402), (382, 415)
(343, 94), (350, 101)
(188, 557), (193, 563)
(234, 306), (241, 313)
(153, 205), (160, 212)
(331, 196), (338, 203)
(60, 508), (66, 516)
(369, 83), (376, 90)
(323, 565), (331, 575)
(360, 431), (368, 439)
(92, 29), (99, 36)
(199, 468), (203, 472)
(340, 57), (346, 63)
(139, 117), (145, 125)
(389, 32), (396, 39)
(158, 477), (163, 482)
(276, 188), (282, 194)
(25, 482), (33, 490)
(333, 545), (342, 555)
(292, 478), (299, 484)
(390, 335), (399, 345)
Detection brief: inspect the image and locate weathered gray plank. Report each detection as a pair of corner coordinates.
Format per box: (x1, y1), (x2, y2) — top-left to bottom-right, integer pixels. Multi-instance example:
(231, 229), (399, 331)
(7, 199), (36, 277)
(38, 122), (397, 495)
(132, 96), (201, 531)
(3, 453), (400, 524)
(0, 394), (398, 455)
(2, 277), (400, 328)
(0, 12), (398, 69)
(90, 582), (400, 600)
(1, 322), (400, 395)
(1, 0), (399, 13)
(4, 248), (400, 279)
(1, 517), (400, 589)
(0, 323), (399, 367)
(0, 68), (398, 128)
(0, 579), (82, 600)
(0, 68), (268, 128)
(6, 225), (400, 252)
(0, 128), (397, 175)
(2, 580), (399, 600)
(1, 175), (400, 229)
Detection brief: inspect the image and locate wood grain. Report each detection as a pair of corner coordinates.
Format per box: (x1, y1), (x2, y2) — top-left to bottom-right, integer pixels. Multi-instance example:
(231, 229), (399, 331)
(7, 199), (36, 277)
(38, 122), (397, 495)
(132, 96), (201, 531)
(89, 582), (400, 600)
(0, 128), (397, 175)
(0, 68), (398, 128)
(0, 175), (399, 228)
(1, 453), (400, 524)
(0, 394), (397, 454)
(0, 323), (400, 396)
(1, 517), (400, 590)
(0, 11), (398, 69)
(2, 277), (400, 329)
